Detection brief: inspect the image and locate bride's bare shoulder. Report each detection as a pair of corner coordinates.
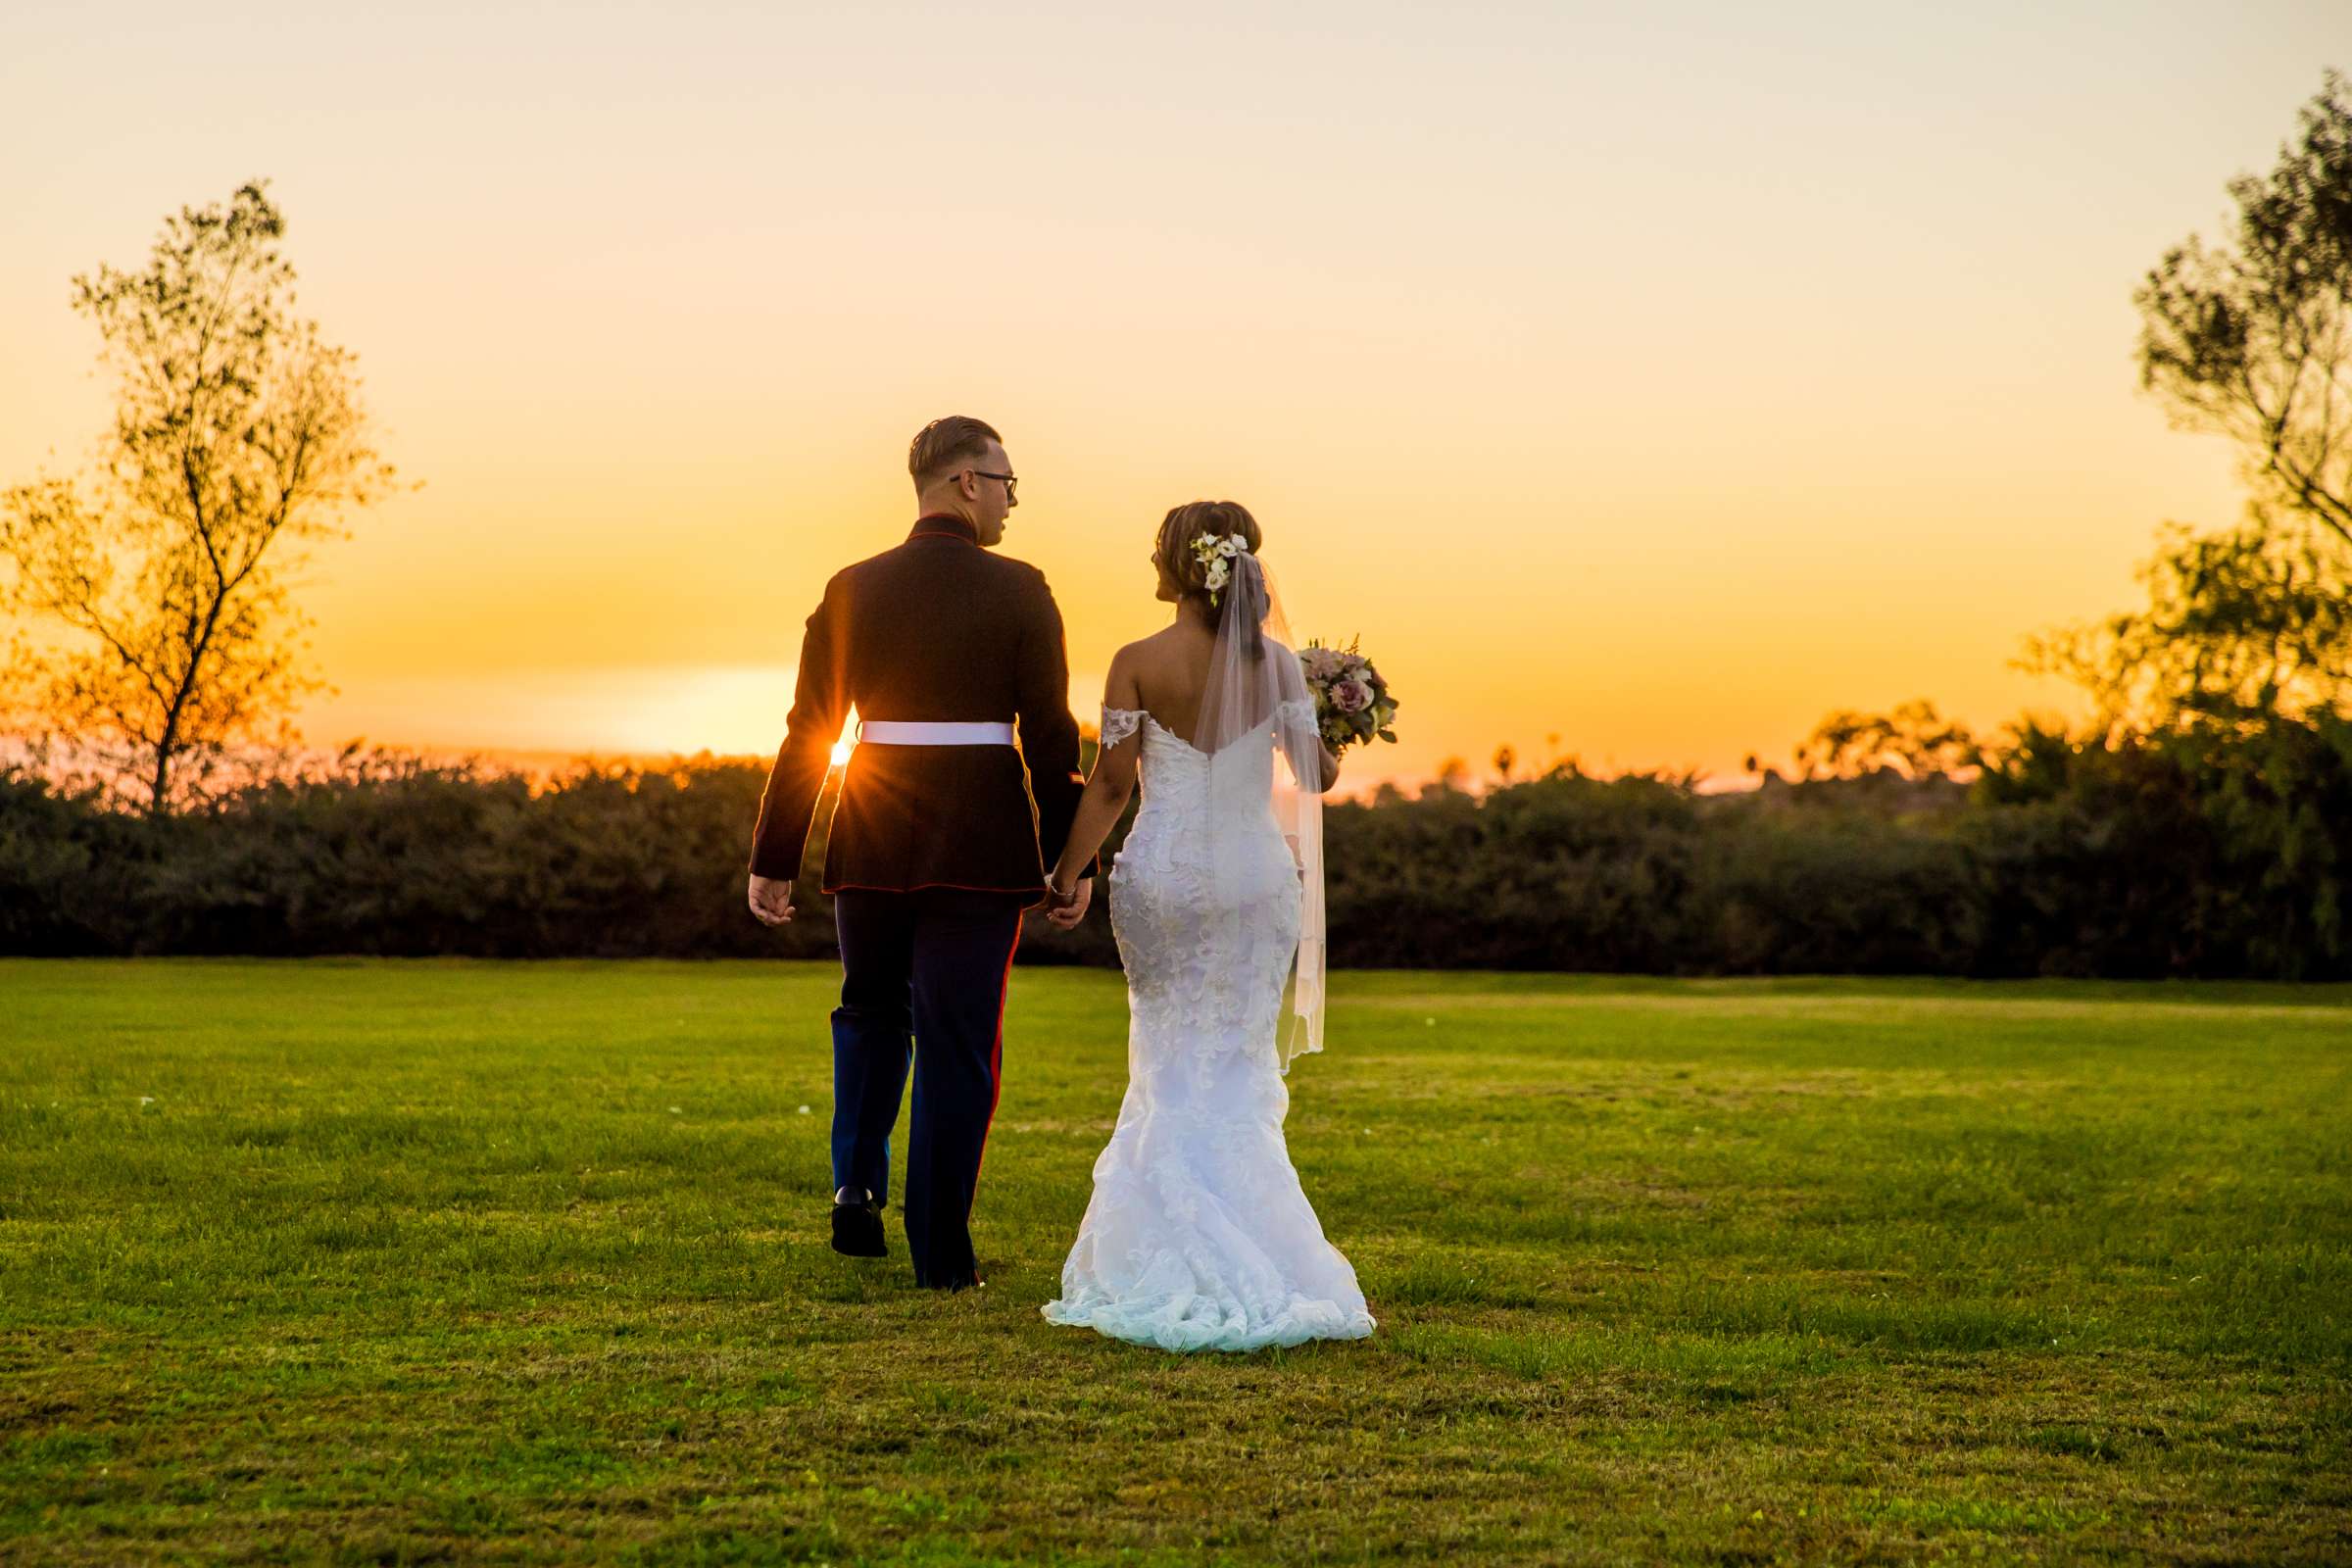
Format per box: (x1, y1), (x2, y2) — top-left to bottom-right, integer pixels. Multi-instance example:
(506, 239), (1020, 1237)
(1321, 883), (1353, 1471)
(1107, 629), (1193, 711)
(1103, 638), (1160, 708)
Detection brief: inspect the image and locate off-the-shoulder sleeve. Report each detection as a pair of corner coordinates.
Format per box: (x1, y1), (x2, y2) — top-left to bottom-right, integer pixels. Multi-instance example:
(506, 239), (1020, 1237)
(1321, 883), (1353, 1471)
(1276, 696), (1317, 729)
(1099, 706), (1146, 750)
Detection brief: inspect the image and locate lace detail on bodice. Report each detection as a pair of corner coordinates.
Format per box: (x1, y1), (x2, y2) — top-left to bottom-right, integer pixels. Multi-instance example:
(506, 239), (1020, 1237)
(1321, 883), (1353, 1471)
(1099, 705), (1145, 751)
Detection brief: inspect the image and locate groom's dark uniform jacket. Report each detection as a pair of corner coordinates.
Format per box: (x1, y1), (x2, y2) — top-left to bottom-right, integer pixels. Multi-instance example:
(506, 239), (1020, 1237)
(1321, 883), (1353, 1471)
(748, 513), (1094, 898)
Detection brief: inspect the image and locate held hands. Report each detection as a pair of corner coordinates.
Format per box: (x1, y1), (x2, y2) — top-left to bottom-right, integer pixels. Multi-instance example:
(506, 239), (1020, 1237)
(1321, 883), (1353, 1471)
(1044, 875), (1093, 930)
(748, 873), (796, 926)
(754, 871), (1084, 929)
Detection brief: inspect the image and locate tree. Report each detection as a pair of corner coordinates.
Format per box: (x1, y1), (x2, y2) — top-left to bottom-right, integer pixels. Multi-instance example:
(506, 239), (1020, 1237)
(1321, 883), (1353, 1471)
(2041, 72), (2352, 747)
(2019, 511), (2352, 739)
(0, 181), (397, 811)
(1425, 756), (1471, 797)
(1792, 700), (1981, 780)
(2135, 71), (2352, 547)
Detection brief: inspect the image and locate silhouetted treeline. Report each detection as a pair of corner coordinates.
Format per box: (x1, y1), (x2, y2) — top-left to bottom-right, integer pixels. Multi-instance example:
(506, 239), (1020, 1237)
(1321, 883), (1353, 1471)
(1319, 712), (2350, 978)
(5, 710), (2346, 979)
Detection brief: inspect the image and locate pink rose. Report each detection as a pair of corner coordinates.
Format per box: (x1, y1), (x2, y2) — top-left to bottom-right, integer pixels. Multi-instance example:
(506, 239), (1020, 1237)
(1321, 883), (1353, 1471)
(1331, 678), (1373, 713)
(1301, 646), (1347, 681)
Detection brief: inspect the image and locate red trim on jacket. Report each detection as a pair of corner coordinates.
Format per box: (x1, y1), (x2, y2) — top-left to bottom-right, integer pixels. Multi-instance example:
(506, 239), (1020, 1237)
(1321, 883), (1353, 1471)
(908, 513), (979, 544)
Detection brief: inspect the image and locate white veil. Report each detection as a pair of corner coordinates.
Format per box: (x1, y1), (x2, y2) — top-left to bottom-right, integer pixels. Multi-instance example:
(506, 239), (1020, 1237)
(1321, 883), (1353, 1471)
(1193, 549), (1327, 1070)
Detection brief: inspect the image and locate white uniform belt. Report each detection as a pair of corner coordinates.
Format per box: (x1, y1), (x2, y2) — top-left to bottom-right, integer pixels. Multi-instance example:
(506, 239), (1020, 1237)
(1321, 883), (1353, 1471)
(856, 719), (1015, 746)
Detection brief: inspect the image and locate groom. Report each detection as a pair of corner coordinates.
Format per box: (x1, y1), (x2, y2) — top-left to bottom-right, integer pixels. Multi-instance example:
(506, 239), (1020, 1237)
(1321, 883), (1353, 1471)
(746, 416), (1094, 1291)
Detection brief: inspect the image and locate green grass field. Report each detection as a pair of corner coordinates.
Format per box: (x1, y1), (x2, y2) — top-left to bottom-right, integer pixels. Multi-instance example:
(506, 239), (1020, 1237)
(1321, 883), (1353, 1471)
(1, 960), (2347, 1564)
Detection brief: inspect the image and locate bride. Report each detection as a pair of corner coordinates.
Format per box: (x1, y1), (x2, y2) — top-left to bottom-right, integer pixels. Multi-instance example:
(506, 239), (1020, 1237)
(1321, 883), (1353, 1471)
(1037, 500), (1375, 1352)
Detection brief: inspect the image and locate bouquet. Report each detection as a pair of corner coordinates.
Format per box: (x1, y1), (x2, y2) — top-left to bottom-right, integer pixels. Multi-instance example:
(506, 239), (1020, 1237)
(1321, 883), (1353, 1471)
(1298, 637), (1398, 754)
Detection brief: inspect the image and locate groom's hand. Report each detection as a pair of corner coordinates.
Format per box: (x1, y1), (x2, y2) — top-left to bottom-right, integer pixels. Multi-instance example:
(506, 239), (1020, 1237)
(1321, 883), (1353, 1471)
(748, 873), (796, 926)
(1045, 877), (1092, 930)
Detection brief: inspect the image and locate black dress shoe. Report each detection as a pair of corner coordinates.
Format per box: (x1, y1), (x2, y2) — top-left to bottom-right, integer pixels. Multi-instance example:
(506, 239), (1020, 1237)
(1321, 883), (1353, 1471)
(916, 1263), (984, 1292)
(830, 1189), (886, 1258)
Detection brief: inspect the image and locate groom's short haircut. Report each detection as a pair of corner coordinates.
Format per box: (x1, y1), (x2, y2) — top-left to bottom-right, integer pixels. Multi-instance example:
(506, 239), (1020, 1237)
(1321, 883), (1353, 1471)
(909, 416), (1003, 488)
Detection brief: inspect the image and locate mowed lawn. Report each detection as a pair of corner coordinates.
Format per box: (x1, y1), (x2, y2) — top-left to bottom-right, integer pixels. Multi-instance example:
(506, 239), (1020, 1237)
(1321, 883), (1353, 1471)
(1, 961), (2347, 1565)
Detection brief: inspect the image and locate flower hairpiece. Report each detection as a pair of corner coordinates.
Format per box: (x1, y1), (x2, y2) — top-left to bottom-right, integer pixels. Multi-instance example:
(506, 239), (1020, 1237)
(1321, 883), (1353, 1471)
(1189, 531), (1247, 604)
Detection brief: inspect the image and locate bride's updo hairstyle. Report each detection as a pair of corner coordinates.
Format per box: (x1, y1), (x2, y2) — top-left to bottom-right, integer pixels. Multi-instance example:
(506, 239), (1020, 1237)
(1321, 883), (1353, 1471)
(1157, 500), (1270, 665)
(1157, 499), (1266, 608)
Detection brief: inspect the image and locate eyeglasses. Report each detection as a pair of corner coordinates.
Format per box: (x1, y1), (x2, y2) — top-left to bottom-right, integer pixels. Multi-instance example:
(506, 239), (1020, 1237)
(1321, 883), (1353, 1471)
(969, 469), (1018, 501)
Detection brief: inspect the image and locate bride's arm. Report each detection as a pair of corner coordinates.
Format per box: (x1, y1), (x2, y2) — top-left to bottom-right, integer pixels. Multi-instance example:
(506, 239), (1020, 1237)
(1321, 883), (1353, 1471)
(1316, 740), (1342, 794)
(1048, 654), (1143, 900)
(1049, 747), (1137, 900)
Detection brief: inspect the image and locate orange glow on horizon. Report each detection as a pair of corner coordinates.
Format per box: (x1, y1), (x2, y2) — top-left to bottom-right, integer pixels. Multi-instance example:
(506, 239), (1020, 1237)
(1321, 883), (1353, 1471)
(0, 4), (2312, 788)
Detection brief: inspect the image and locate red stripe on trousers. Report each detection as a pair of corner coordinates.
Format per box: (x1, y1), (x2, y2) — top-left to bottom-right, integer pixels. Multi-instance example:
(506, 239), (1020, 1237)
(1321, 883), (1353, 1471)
(969, 915), (1022, 1213)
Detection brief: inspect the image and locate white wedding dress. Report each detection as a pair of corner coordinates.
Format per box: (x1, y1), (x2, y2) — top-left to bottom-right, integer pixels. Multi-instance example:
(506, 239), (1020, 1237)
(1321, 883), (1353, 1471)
(1040, 703), (1376, 1352)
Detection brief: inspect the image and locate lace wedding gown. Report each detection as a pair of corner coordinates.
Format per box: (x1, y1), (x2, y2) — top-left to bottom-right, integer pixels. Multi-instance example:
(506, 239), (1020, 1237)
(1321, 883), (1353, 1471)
(1040, 704), (1375, 1352)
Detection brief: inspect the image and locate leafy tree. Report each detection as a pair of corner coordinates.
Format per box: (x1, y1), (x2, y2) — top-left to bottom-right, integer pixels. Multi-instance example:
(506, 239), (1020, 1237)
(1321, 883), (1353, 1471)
(2029, 73), (2352, 744)
(0, 181), (398, 811)
(2019, 511), (2352, 738)
(2136, 71), (2352, 546)
(1792, 700), (1980, 780)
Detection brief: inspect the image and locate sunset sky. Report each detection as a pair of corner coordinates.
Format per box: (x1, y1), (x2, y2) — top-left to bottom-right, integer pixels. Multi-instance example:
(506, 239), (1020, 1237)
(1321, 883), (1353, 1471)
(1, 2), (2340, 791)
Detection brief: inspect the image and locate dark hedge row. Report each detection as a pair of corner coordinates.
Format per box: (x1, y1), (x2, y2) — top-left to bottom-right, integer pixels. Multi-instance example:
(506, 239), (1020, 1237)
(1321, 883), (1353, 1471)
(4, 711), (2347, 979)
